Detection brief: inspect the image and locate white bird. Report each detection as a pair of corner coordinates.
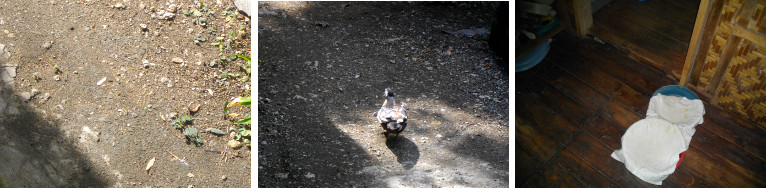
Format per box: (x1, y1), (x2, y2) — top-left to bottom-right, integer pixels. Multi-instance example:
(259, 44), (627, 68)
(376, 88), (407, 137)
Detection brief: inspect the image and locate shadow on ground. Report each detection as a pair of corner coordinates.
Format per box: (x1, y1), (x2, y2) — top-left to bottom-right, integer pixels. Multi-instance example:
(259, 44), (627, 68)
(385, 136), (420, 170)
(0, 82), (110, 187)
(259, 1), (508, 187)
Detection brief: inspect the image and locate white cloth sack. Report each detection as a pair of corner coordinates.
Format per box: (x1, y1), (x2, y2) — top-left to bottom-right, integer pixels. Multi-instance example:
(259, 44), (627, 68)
(611, 94), (704, 185)
(646, 93), (705, 147)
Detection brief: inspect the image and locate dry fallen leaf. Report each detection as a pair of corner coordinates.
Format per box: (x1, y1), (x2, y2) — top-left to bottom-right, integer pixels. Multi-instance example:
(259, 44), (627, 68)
(145, 157), (156, 174)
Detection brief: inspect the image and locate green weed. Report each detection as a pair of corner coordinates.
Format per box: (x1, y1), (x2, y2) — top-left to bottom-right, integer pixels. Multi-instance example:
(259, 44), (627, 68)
(174, 116), (192, 129)
(225, 54), (251, 147)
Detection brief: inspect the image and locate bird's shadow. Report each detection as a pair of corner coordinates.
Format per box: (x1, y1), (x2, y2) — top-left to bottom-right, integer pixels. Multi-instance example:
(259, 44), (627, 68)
(385, 136), (420, 170)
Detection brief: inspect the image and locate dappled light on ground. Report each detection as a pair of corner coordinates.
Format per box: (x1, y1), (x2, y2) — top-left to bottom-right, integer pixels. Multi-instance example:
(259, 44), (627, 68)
(332, 99), (508, 187)
(258, 1), (508, 186)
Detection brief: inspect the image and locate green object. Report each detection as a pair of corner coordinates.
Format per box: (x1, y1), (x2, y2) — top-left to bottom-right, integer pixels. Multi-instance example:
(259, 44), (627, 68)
(234, 115), (251, 125)
(534, 18), (560, 38)
(183, 127), (204, 146)
(206, 128), (226, 135)
(174, 116), (192, 129)
(209, 60), (217, 67)
(237, 54), (251, 62)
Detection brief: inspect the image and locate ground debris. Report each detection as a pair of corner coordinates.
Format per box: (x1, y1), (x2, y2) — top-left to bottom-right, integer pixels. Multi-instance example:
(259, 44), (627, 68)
(145, 157), (155, 174)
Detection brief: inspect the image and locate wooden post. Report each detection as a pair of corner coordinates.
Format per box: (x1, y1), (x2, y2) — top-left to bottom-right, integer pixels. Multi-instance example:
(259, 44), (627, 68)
(681, 0), (717, 86)
(571, 0), (592, 36)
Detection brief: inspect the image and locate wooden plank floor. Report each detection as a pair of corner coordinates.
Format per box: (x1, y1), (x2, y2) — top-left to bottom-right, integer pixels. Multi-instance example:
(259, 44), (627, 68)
(591, 0), (700, 79)
(515, 32), (766, 187)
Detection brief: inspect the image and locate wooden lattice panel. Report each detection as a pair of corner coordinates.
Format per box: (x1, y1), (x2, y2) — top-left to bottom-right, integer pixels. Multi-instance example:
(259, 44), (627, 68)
(683, 0), (766, 128)
(746, 1), (766, 32)
(714, 40), (766, 127)
(699, 1), (741, 88)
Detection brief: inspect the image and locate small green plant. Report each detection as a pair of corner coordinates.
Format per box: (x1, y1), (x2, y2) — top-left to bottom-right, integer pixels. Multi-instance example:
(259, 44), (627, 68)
(225, 55), (251, 147)
(223, 10), (237, 22)
(183, 127), (204, 147)
(172, 116), (204, 147)
(210, 36), (227, 51)
(237, 54), (251, 74)
(52, 64), (61, 74)
(174, 116), (192, 129)
(208, 25), (217, 35)
(226, 96), (251, 147)
(234, 127), (250, 146)
(220, 72), (237, 79)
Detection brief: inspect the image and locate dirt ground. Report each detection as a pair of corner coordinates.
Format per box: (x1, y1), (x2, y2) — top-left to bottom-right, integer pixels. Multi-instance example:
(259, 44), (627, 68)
(0, 0), (251, 187)
(258, 2), (509, 187)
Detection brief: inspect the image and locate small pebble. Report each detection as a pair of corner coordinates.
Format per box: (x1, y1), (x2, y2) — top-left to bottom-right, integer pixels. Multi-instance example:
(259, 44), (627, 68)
(166, 112), (178, 120)
(139, 24), (148, 31)
(168, 4), (178, 13)
(113, 3), (125, 9)
(188, 103), (201, 113)
(42, 41), (52, 49)
(171, 57), (184, 64)
(227, 140), (243, 149)
(96, 77), (107, 85)
(142, 59), (150, 68)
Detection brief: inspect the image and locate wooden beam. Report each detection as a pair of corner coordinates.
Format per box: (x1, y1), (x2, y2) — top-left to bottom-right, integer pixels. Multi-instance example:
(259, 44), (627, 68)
(684, 0), (724, 87)
(681, 0), (714, 86)
(571, 0), (592, 36)
(732, 25), (766, 47)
